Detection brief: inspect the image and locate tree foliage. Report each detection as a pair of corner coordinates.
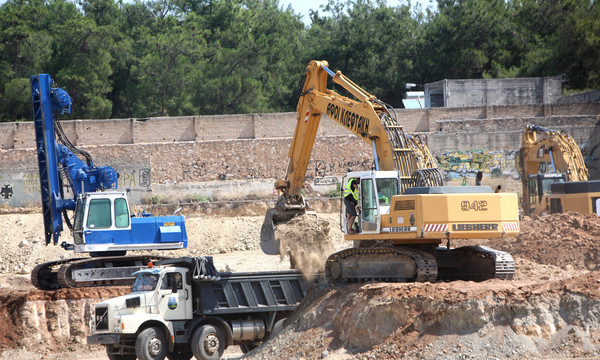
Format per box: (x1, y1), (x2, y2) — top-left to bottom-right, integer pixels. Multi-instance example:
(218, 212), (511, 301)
(0, 0), (598, 121)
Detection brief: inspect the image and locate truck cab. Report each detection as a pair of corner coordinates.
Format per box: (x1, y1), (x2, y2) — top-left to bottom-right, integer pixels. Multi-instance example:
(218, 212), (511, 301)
(88, 257), (310, 360)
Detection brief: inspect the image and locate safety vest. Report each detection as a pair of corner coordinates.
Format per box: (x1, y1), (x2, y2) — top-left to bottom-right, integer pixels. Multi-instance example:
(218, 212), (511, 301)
(344, 180), (359, 201)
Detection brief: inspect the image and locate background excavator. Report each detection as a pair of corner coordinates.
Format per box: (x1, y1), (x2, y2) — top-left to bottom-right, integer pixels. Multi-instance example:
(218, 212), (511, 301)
(261, 60), (520, 283)
(30, 74), (188, 289)
(520, 124), (600, 217)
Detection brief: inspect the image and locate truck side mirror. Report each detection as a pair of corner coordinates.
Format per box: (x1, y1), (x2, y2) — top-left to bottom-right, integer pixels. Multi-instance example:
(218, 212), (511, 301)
(172, 281), (178, 293)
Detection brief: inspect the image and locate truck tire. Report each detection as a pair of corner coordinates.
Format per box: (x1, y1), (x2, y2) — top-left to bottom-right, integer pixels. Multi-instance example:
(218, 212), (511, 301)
(136, 327), (168, 360)
(191, 324), (225, 360)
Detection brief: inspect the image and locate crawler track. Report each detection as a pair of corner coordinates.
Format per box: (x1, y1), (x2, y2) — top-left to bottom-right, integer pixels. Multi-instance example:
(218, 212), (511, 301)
(31, 255), (170, 290)
(325, 245), (515, 284)
(325, 247), (438, 283)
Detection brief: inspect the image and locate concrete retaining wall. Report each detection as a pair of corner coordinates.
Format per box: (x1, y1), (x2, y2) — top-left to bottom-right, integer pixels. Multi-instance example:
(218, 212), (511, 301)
(0, 102), (598, 207)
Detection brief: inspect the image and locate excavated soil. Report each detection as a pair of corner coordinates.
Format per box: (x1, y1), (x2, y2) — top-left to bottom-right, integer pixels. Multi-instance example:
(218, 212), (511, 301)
(275, 214), (336, 280)
(1, 209), (600, 360)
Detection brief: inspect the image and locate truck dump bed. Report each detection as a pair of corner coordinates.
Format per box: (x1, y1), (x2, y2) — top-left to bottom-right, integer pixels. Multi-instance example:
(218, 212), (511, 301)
(194, 270), (309, 315)
(155, 257), (310, 315)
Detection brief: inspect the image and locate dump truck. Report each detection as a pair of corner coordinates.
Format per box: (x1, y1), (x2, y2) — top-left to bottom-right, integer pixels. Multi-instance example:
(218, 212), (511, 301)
(87, 257), (311, 360)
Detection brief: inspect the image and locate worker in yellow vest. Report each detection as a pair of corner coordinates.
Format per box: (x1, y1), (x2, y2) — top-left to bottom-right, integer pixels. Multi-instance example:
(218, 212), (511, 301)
(343, 179), (360, 234)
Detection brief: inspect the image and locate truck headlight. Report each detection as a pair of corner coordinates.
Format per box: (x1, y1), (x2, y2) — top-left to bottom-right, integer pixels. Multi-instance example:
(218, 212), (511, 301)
(114, 317), (122, 333)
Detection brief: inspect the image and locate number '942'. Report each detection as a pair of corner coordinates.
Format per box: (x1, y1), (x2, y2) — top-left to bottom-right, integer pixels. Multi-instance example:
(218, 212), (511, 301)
(461, 200), (488, 211)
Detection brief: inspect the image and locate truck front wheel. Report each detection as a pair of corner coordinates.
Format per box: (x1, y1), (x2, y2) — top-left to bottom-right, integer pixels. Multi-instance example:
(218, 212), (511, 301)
(136, 327), (168, 360)
(191, 324), (225, 360)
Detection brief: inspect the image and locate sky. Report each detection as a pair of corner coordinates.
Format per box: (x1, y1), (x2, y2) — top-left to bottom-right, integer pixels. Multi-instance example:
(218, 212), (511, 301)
(280, 0), (436, 24)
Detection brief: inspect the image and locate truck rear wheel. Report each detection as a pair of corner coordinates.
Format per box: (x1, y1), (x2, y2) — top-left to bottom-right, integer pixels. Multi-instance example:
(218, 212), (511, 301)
(191, 324), (225, 360)
(136, 327), (168, 360)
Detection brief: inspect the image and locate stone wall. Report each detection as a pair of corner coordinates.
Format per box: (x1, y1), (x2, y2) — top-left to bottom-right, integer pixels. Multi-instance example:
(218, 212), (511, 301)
(0, 102), (598, 206)
(3, 102), (599, 150)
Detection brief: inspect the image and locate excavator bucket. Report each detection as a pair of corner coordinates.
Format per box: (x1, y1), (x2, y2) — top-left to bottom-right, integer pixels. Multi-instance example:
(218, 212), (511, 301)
(260, 207), (304, 255)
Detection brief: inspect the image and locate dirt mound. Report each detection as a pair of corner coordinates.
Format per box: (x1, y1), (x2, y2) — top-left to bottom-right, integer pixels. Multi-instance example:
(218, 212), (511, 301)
(496, 212), (600, 271)
(2, 210), (600, 359)
(251, 271), (600, 359)
(276, 214), (336, 280)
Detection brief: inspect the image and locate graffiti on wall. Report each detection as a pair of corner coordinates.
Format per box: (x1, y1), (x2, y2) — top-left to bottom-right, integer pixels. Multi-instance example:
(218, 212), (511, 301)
(182, 160), (208, 180)
(310, 159), (373, 178)
(435, 150), (519, 180)
(0, 167), (152, 207)
(118, 168), (151, 188)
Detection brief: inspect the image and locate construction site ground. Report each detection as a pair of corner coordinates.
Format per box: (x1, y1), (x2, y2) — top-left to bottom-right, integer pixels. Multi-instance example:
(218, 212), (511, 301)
(1, 204), (600, 360)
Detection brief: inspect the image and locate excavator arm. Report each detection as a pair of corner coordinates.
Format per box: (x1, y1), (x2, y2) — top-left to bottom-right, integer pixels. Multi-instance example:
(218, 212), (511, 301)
(282, 60), (440, 204)
(521, 125), (589, 181)
(520, 124), (589, 215)
(261, 60), (442, 255)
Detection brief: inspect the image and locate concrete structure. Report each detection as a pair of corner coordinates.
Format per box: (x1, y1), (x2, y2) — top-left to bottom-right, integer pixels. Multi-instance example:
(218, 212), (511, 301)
(424, 77), (563, 108)
(0, 102), (598, 207)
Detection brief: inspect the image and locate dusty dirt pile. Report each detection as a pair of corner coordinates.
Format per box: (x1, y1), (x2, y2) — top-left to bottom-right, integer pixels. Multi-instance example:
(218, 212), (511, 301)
(498, 212), (600, 271)
(250, 272), (600, 360)
(276, 214), (337, 279)
(1, 209), (600, 359)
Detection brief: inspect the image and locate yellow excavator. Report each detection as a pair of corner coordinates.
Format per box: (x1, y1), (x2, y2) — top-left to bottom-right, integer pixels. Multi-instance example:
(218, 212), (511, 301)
(261, 60), (520, 282)
(520, 125), (600, 217)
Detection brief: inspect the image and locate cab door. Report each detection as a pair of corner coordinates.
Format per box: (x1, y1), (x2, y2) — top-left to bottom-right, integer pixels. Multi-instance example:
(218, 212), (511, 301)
(360, 177), (380, 234)
(157, 271), (192, 320)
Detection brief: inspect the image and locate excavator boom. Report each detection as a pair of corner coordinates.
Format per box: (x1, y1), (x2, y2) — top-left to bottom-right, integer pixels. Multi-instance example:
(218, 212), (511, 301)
(261, 60), (519, 284)
(520, 124), (600, 217)
(261, 60), (443, 255)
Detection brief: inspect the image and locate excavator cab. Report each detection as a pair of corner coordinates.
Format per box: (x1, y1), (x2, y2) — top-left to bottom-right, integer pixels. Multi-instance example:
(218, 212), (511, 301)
(342, 171), (401, 235)
(524, 173), (566, 215)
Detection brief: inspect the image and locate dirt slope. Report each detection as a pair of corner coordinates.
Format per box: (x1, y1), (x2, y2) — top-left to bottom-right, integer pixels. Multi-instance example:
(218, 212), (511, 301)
(1, 211), (600, 359)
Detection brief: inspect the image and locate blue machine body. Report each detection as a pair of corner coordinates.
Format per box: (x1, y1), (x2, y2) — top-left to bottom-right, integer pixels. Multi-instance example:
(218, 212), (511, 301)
(31, 74), (187, 254)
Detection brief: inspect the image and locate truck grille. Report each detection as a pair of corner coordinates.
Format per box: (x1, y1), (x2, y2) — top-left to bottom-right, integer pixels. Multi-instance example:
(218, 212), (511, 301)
(95, 306), (109, 331)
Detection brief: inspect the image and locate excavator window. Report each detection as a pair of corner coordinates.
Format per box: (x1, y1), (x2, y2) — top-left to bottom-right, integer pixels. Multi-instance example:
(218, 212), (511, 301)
(87, 198), (112, 229)
(361, 179), (378, 222)
(376, 178), (398, 205)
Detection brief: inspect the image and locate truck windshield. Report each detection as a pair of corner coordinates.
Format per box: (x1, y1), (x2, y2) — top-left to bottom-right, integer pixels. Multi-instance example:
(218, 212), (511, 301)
(133, 273), (159, 292)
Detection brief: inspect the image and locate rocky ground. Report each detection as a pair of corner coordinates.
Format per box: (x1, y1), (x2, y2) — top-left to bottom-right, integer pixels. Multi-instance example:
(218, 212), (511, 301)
(1, 206), (600, 360)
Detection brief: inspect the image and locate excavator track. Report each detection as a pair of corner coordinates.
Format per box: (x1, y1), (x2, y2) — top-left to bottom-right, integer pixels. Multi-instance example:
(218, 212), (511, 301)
(324, 245), (515, 284)
(32, 255), (170, 290)
(434, 245), (515, 281)
(325, 247), (438, 283)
